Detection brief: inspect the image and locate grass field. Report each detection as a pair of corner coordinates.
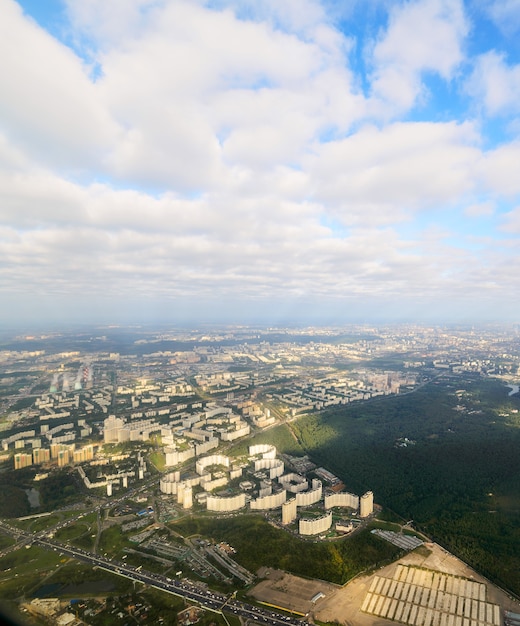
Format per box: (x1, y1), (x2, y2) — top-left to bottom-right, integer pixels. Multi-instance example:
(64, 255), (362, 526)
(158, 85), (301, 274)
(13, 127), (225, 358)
(0, 545), (63, 599)
(149, 451), (166, 472)
(0, 532), (15, 550)
(99, 525), (132, 558)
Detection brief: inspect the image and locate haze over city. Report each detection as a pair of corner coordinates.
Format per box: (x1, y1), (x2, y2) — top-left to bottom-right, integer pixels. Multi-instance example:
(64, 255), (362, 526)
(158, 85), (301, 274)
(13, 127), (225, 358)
(2, 0), (520, 327)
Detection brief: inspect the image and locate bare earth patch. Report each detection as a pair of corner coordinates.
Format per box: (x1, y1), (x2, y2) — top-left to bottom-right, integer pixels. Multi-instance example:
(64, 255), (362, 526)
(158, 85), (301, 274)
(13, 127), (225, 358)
(249, 568), (339, 615)
(248, 544), (520, 625)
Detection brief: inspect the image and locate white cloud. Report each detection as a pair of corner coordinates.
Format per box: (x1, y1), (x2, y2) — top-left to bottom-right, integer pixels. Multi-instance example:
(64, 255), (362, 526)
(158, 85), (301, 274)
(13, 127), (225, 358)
(499, 206), (520, 233)
(464, 202), (495, 217)
(467, 51), (520, 116)
(479, 141), (520, 196)
(304, 121), (480, 225)
(0, 0), (119, 170)
(63, 0), (162, 46)
(68, 0), (362, 188)
(2, 0), (520, 324)
(478, 0), (520, 35)
(3, 0), (364, 190)
(369, 0), (468, 113)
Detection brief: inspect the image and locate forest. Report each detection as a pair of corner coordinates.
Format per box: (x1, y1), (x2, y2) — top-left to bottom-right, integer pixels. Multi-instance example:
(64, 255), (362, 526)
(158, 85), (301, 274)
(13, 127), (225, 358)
(288, 374), (520, 595)
(172, 515), (402, 585)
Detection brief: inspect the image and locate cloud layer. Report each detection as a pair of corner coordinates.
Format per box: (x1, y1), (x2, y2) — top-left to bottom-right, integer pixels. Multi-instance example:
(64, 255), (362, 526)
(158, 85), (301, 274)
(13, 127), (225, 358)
(1, 0), (520, 325)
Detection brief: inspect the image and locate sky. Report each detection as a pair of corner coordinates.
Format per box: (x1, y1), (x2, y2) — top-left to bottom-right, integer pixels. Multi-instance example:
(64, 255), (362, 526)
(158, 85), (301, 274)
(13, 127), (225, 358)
(2, 0), (520, 328)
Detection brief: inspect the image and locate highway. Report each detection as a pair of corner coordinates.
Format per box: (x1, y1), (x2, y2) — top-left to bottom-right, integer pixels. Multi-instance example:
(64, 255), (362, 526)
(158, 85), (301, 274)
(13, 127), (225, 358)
(0, 519), (307, 626)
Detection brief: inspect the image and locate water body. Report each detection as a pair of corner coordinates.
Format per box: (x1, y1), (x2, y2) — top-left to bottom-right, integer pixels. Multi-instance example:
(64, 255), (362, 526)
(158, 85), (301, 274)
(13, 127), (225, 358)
(32, 583), (63, 598)
(61, 580), (116, 595)
(507, 384), (519, 396)
(25, 487), (40, 508)
(33, 580), (116, 598)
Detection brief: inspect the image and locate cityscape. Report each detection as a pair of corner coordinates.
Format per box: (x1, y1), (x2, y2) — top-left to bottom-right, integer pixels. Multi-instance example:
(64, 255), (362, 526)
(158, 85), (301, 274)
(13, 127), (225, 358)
(1, 324), (520, 625)
(3, 0), (520, 624)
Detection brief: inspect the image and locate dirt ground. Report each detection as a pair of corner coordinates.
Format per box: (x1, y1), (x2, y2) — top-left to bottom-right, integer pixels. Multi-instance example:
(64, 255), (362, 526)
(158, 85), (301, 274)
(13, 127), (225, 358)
(248, 544), (520, 625)
(249, 567), (339, 615)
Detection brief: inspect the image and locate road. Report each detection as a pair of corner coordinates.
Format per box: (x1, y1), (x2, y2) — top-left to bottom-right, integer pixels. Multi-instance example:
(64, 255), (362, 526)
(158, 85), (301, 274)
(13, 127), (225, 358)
(0, 518), (308, 626)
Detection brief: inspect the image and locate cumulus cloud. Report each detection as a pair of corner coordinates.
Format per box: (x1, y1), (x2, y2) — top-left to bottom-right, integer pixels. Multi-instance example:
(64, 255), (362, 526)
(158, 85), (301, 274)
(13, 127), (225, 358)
(1, 0), (520, 324)
(63, 0), (162, 47)
(369, 0), (468, 113)
(305, 121), (480, 225)
(479, 141), (520, 196)
(61, 0), (364, 189)
(467, 51), (520, 116)
(0, 0), (119, 170)
(478, 0), (520, 35)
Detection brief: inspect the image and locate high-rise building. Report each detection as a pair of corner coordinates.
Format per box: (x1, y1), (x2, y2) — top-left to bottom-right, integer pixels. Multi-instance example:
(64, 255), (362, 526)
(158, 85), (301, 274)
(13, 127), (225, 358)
(282, 497), (297, 525)
(103, 415), (125, 443)
(14, 452), (33, 470)
(57, 449), (70, 467)
(183, 485), (193, 509)
(33, 448), (50, 465)
(360, 491), (374, 518)
(299, 512), (332, 536)
(73, 444), (94, 464)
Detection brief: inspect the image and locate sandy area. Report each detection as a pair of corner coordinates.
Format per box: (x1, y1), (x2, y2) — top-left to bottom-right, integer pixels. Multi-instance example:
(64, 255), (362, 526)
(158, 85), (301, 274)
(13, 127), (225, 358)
(248, 544), (520, 625)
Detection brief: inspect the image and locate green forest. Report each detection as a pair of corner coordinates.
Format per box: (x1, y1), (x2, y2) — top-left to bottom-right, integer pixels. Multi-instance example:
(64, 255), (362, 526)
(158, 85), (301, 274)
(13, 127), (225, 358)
(173, 515), (402, 585)
(287, 374), (520, 596)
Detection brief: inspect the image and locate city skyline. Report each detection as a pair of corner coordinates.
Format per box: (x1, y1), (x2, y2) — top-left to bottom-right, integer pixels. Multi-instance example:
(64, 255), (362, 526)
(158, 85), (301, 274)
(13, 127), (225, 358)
(2, 0), (520, 327)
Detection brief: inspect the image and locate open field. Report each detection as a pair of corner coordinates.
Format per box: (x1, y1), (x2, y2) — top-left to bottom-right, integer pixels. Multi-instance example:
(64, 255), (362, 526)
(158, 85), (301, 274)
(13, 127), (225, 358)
(249, 568), (338, 615)
(246, 533), (520, 624)
(313, 543), (520, 626)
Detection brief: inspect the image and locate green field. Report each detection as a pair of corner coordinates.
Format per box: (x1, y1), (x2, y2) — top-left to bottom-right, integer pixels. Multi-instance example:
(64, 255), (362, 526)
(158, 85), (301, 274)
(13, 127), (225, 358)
(99, 525), (132, 558)
(40, 560), (133, 595)
(0, 533), (15, 550)
(0, 545), (63, 599)
(54, 521), (92, 543)
(149, 451), (166, 471)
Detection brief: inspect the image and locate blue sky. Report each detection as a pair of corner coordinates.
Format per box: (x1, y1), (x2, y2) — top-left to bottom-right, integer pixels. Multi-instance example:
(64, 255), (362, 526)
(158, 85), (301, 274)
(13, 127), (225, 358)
(1, 0), (520, 328)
